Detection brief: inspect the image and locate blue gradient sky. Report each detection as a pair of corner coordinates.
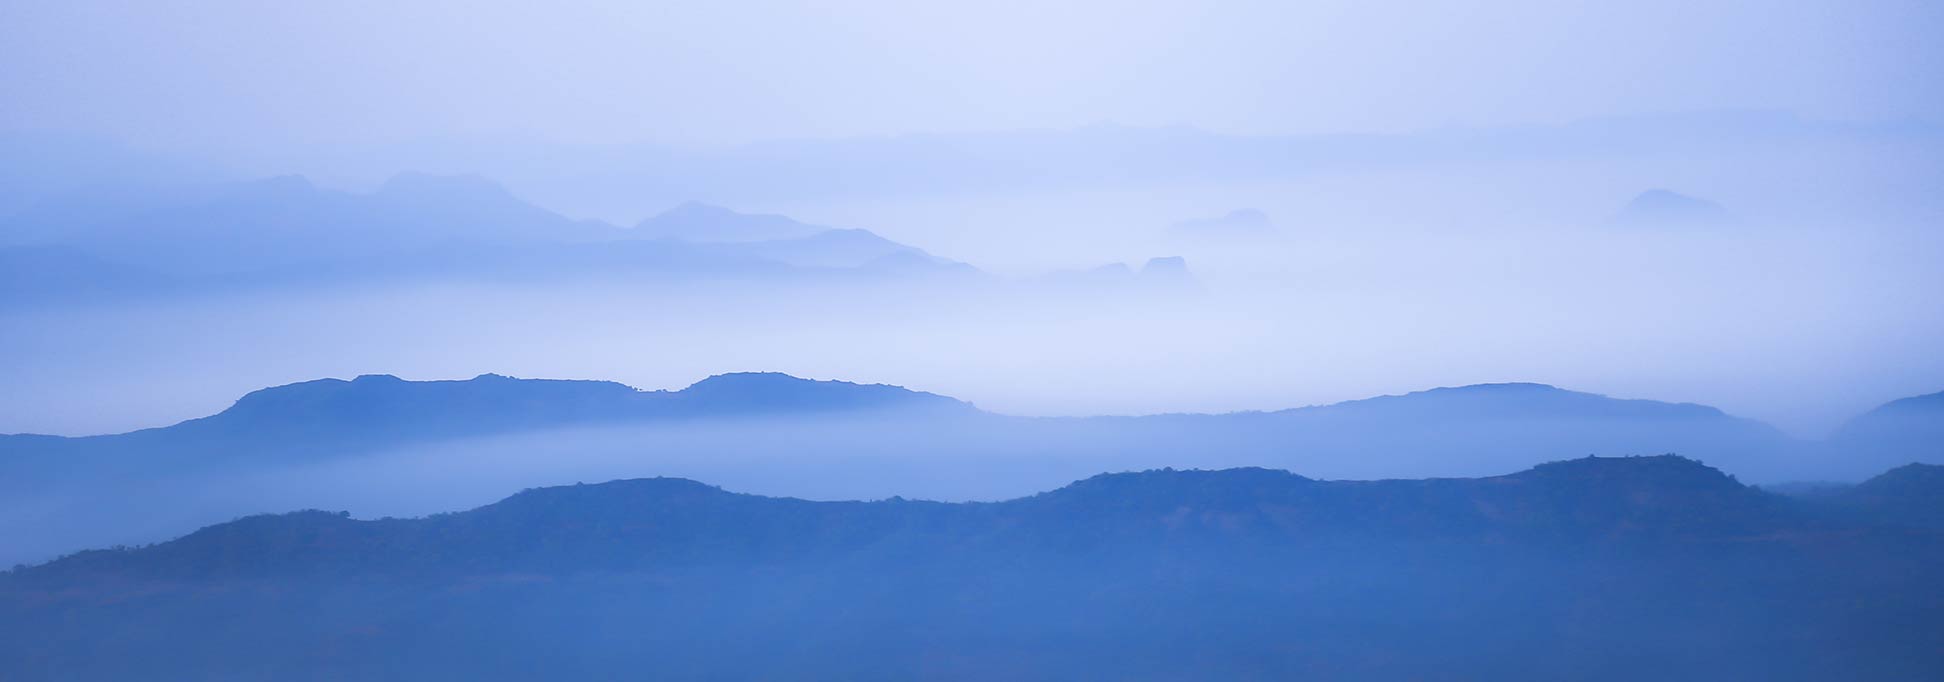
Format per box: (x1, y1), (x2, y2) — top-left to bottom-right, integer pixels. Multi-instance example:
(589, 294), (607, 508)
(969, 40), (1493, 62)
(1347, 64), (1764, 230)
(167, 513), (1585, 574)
(3, 0), (1939, 149)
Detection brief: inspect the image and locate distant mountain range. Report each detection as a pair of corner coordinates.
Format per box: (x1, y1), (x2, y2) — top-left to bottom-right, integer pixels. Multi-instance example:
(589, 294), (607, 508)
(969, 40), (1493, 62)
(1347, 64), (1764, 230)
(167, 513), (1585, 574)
(12, 110), (1928, 220)
(1, 372), (970, 486)
(2, 373), (1831, 485)
(1041, 256), (1199, 291)
(0, 175), (982, 304)
(4, 372), (1935, 566)
(3, 455), (1938, 680)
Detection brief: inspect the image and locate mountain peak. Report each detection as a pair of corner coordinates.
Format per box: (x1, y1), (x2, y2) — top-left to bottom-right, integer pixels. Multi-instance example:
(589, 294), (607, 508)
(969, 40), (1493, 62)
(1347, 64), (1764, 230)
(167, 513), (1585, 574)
(1616, 189), (1728, 226)
(1139, 256), (1189, 276)
(678, 372), (971, 414)
(655, 200), (737, 219)
(1311, 383), (1741, 424)
(1854, 462), (1944, 493)
(1435, 382), (1562, 393)
(683, 371), (816, 391)
(485, 476), (735, 518)
(1136, 256), (1197, 289)
(1515, 454), (1739, 486)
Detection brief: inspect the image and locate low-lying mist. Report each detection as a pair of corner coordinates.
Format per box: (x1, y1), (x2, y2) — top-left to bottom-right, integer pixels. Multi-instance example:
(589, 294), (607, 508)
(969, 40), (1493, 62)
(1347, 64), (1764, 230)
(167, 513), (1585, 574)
(3, 207), (1937, 440)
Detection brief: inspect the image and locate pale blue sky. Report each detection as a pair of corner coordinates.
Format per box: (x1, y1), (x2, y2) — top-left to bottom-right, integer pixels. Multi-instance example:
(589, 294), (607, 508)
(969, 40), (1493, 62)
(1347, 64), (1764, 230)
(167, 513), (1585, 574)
(3, 0), (1939, 150)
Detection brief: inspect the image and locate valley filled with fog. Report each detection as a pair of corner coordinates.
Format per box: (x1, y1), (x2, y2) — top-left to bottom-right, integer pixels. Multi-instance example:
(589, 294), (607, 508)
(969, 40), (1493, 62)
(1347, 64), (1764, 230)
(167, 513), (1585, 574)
(5, 117), (1943, 441)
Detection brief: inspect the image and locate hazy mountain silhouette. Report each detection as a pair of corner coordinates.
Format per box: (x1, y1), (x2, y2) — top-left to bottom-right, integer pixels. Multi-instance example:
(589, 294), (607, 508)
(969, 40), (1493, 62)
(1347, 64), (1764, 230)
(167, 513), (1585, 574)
(1311, 381), (1737, 420)
(1076, 382), (1805, 481)
(857, 248), (986, 278)
(1808, 388), (1944, 481)
(0, 376), (1814, 491)
(633, 201), (830, 242)
(632, 202), (974, 272)
(0, 372), (985, 565)
(0, 178), (988, 301)
(1137, 255), (1194, 285)
(1042, 256), (1198, 291)
(0, 374), (1884, 566)
(1831, 389), (1944, 475)
(3, 456), (1938, 681)
(1614, 189), (1729, 227)
(1167, 207), (1274, 237)
(1, 372), (969, 481)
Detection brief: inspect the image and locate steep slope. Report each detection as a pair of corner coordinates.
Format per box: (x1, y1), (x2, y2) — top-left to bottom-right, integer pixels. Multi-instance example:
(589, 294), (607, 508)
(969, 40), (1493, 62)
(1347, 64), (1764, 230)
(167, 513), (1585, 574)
(1818, 463), (1944, 530)
(1831, 390), (1944, 475)
(633, 202), (972, 272)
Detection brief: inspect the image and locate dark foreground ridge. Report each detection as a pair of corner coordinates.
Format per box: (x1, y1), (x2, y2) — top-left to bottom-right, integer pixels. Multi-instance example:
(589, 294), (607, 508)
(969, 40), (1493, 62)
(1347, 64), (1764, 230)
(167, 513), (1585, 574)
(3, 457), (1940, 681)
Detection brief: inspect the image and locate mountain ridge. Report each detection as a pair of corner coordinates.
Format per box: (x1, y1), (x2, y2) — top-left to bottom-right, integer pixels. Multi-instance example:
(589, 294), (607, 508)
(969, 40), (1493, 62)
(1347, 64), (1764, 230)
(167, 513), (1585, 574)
(3, 374), (1931, 566)
(1830, 389), (1944, 476)
(4, 375), (1776, 440)
(0, 455), (1825, 581)
(4, 458), (1939, 681)
(68, 371), (972, 441)
(0, 178), (978, 301)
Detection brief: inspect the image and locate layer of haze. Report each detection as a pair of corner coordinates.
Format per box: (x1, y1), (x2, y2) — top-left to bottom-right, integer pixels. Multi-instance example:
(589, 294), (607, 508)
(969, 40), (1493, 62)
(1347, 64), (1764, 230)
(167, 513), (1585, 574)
(2, 0), (1942, 440)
